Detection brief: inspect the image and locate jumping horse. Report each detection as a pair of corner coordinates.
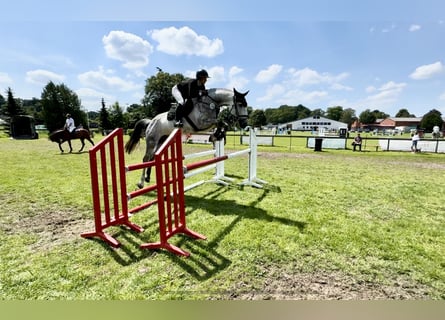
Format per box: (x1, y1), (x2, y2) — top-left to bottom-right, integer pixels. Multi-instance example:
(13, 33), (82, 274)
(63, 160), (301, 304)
(125, 88), (249, 188)
(49, 128), (95, 153)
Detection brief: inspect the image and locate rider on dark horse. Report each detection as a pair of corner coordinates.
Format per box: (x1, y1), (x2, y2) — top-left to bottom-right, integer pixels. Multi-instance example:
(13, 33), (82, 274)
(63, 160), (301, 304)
(64, 113), (76, 136)
(171, 69), (210, 127)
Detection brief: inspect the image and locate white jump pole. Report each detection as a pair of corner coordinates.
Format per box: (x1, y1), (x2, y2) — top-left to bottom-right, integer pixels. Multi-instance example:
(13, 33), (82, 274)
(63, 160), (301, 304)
(240, 128), (267, 188)
(211, 127), (266, 188)
(182, 127), (267, 190)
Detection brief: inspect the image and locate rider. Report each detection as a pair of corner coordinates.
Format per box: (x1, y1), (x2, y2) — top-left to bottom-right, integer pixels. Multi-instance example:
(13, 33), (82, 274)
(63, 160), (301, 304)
(64, 113), (76, 134)
(171, 69), (210, 127)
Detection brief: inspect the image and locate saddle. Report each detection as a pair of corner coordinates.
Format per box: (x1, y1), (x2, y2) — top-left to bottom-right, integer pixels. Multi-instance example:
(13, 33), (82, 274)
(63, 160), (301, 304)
(167, 103), (178, 121)
(167, 97), (217, 124)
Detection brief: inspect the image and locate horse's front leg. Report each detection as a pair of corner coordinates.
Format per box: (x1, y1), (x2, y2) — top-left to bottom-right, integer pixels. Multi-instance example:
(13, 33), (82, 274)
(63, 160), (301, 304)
(58, 142), (64, 153)
(67, 140), (73, 153)
(79, 139), (85, 152)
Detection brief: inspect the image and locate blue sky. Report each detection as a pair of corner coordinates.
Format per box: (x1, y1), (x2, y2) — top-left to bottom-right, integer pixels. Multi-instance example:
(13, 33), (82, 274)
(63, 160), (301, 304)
(1, 0), (445, 117)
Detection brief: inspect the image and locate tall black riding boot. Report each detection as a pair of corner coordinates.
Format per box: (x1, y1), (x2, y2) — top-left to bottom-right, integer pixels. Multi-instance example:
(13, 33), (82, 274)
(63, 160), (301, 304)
(174, 104), (184, 127)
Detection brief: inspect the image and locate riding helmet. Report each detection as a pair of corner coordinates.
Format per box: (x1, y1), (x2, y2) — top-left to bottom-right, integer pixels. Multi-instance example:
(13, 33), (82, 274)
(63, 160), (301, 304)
(196, 69), (210, 79)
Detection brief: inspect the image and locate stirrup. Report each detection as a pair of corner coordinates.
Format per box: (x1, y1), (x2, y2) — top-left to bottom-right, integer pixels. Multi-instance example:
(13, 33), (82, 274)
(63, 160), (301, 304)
(174, 120), (183, 127)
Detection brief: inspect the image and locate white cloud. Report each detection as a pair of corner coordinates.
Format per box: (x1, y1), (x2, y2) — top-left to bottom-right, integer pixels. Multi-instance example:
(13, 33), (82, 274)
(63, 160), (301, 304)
(366, 86), (377, 93)
(257, 84), (328, 106)
(255, 67), (350, 107)
(226, 66), (249, 91)
(75, 88), (115, 110)
(255, 64), (283, 83)
(149, 26), (223, 57)
(379, 81), (404, 91)
(288, 67), (324, 86)
(103, 30), (153, 70)
(25, 69), (65, 85)
(382, 23), (397, 33)
(361, 81), (406, 107)
(409, 24), (421, 32)
(229, 66), (243, 78)
(410, 61), (444, 80)
(287, 67), (349, 87)
(257, 84), (286, 103)
(206, 66), (225, 83)
(0, 72), (13, 86)
(197, 66), (248, 92)
(281, 89), (328, 106)
(78, 67), (141, 92)
(330, 83), (353, 91)
(440, 92), (445, 100)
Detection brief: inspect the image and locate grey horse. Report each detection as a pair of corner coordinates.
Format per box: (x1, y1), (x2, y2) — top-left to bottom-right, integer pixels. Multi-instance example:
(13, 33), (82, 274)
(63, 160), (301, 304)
(125, 88), (249, 188)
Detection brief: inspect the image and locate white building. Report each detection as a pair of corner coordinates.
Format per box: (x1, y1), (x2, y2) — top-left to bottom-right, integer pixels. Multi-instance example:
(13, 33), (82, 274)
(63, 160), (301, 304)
(284, 116), (348, 131)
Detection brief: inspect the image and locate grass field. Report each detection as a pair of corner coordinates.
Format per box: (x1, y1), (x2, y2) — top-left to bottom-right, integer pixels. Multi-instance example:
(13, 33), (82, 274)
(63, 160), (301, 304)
(0, 132), (444, 300)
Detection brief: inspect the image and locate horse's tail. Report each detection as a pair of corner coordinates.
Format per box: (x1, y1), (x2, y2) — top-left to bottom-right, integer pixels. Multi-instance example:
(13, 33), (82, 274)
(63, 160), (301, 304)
(125, 118), (151, 154)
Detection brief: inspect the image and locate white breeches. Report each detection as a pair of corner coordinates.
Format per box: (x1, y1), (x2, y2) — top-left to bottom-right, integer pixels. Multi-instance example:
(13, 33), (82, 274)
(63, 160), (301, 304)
(172, 85), (185, 105)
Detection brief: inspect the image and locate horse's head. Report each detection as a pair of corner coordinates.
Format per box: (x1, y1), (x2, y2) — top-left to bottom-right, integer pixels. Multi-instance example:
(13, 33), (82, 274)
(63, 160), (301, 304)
(232, 88), (249, 129)
(207, 87), (249, 129)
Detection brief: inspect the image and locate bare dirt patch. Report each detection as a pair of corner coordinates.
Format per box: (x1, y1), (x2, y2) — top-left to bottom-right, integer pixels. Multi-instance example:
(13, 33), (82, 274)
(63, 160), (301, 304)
(2, 209), (92, 251)
(226, 270), (432, 300)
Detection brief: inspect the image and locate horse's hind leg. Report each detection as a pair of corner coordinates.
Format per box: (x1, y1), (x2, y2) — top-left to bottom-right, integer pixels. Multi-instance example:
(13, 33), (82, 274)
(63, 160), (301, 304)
(137, 154), (153, 189)
(68, 140), (73, 153)
(137, 168), (146, 189)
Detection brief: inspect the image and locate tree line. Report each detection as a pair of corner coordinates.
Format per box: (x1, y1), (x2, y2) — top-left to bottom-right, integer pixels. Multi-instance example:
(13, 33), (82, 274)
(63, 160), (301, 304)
(0, 70), (443, 135)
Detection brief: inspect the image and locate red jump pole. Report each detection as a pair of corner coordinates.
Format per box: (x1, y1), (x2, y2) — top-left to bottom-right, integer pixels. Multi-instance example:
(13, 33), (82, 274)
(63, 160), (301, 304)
(185, 155), (228, 172)
(140, 129), (206, 256)
(81, 128), (143, 247)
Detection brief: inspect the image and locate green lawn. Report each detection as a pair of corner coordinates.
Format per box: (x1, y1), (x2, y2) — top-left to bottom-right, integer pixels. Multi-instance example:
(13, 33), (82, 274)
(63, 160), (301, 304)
(0, 133), (444, 299)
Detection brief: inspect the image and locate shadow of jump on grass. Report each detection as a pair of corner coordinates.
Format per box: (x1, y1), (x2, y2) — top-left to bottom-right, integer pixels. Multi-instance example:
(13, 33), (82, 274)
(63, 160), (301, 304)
(165, 184), (306, 280)
(96, 183), (306, 280)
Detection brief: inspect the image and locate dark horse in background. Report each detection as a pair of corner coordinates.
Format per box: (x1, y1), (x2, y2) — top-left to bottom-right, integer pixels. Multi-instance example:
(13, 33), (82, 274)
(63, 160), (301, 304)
(49, 128), (95, 153)
(125, 88), (249, 188)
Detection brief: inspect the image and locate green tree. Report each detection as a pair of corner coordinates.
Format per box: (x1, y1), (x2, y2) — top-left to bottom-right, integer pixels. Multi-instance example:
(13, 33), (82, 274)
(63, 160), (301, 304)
(310, 108), (325, 117)
(420, 109), (443, 131)
(295, 104), (311, 119)
(109, 102), (126, 129)
(41, 82), (86, 132)
(87, 110), (100, 129)
(248, 109), (267, 128)
(395, 108), (415, 117)
(142, 70), (184, 116)
(99, 98), (111, 133)
(359, 109), (376, 124)
(126, 103), (146, 128)
(264, 104), (310, 125)
(22, 98), (43, 124)
(2, 88), (25, 137)
(0, 94), (5, 113)
(339, 108), (357, 129)
(326, 106), (343, 121)
(6, 87), (24, 117)
(371, 109), (389, 120)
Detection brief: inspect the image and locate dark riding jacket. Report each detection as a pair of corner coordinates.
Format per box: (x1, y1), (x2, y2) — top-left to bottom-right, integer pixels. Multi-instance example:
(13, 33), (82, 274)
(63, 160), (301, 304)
(176, 78), (206, 101)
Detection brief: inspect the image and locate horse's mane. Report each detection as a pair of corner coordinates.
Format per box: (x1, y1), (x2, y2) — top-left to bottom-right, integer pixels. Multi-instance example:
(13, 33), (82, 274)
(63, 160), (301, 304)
(208, 88), (234, 105)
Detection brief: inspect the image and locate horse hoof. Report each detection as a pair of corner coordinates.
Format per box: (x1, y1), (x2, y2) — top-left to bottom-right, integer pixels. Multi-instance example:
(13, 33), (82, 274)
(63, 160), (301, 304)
(137, 183), (144, 189)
